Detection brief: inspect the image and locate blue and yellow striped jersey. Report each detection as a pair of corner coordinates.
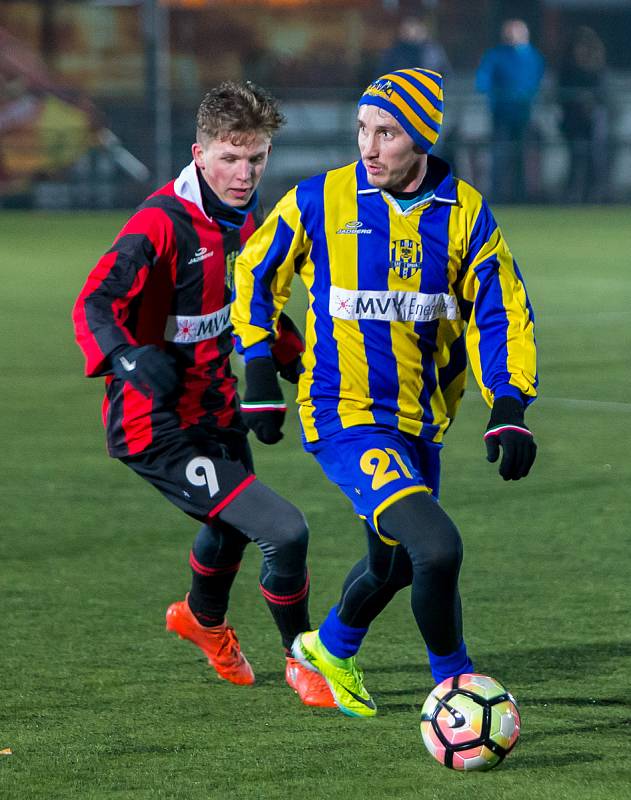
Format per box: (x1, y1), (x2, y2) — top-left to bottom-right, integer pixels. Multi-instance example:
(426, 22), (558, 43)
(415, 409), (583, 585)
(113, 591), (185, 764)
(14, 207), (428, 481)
(232, 157), (537, 444)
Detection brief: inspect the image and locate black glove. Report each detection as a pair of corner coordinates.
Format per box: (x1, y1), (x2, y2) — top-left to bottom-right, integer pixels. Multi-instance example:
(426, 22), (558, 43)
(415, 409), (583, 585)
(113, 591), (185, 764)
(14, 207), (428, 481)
(484, 396), (537, 481)
(271, 312), (305, 384)
(241, 357), (287, 444)
(110, 344), (178, 399)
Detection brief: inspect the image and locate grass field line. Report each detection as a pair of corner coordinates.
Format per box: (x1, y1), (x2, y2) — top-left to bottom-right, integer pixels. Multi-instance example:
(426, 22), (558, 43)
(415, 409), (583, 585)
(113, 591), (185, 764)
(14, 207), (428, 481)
(465, 392), (631, 413)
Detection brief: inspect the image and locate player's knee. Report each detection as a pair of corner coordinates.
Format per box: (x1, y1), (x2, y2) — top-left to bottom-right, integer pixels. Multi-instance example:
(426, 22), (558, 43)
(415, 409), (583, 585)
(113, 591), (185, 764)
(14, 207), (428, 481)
(273, 507), (309, 560)
(404, 526), (462, 578)
(420, 522), (463, 577)
(379, 492), (462, 577)
(248, 496), (310, 575)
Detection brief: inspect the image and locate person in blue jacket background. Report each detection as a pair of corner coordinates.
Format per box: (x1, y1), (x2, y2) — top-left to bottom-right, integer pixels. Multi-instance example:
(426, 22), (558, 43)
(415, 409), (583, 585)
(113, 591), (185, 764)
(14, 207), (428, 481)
(476, 19), (545, 203)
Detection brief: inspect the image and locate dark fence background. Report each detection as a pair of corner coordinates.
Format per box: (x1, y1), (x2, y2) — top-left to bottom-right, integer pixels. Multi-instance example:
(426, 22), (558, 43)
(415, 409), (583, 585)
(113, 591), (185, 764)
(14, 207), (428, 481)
(1, 0), (630, 208)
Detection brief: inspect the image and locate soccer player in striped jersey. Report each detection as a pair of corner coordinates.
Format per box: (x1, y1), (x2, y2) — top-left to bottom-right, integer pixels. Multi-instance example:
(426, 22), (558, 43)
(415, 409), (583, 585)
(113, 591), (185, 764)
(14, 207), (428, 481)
(232, 69), (538, 718)
(72, 82), (334, 708)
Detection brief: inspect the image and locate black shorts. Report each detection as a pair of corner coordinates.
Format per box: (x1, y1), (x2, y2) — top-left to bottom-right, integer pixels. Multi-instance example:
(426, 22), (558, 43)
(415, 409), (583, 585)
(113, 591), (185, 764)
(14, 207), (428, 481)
(121, 427), (256, 522)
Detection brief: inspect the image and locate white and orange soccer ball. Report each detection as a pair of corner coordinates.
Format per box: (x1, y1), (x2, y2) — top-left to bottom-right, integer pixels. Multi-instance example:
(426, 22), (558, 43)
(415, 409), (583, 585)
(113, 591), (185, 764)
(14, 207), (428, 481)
(420, 673), (521, 771)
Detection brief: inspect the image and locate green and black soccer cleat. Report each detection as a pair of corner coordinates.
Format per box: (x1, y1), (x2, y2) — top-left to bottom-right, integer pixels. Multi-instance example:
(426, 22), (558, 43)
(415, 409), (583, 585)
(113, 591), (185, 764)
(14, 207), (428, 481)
(292, 629), (377, 718)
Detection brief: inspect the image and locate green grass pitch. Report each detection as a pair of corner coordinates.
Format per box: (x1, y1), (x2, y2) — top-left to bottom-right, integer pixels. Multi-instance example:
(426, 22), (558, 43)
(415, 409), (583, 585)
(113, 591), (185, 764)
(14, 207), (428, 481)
(1, 207), (630, 799)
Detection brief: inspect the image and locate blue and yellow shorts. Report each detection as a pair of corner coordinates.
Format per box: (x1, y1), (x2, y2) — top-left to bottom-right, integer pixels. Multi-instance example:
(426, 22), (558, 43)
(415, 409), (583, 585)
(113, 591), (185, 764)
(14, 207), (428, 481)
(305, 425), (441, 544)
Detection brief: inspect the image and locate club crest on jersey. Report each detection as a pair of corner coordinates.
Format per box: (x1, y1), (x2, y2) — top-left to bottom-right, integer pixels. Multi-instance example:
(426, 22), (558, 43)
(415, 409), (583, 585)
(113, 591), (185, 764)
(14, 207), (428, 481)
(225, 250), (238, 292)
(390, 239), (422, 279)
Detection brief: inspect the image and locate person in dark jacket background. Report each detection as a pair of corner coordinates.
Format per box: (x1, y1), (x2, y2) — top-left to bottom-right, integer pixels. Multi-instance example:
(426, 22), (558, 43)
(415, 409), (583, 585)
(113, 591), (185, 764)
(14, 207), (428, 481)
(476, 19), (545, 202)
(558, 25), (609, 202)
(378, 16), (451, 77)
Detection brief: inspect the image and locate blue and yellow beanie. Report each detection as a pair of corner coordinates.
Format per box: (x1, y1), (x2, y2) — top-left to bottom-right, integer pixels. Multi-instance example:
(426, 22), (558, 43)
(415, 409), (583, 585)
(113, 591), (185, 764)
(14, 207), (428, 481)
(358, 68), (444, 153)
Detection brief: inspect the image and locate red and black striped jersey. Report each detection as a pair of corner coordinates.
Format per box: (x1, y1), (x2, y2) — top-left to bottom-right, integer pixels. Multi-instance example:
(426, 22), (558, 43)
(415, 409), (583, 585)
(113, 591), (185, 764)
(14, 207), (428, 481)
(73, 161), (261, 457)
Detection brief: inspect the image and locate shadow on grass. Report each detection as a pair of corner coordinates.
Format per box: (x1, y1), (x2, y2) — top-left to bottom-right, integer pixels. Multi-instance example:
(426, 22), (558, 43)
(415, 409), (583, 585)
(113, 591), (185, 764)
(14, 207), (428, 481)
(370, 640), (631, 685)
(366, 663), (421, 677)
(243, 670), (287, 686)
(502, 750), (603, 769)
(249, 641), (631, 724)
(525, 696), (631, 708)
(378, 702), (421, 715)
(479, 640), (631, 685)
(522, 717), (631, 743)
(370, 640), (631, 717)
(374, 687), (421, 699)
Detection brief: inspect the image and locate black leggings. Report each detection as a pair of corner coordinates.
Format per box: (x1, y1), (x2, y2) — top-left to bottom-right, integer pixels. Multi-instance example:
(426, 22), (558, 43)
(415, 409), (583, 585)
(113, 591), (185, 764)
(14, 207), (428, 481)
(188, 479), (311, 648)
(217, 478), (309, 576)
(337, 490), (464, 655)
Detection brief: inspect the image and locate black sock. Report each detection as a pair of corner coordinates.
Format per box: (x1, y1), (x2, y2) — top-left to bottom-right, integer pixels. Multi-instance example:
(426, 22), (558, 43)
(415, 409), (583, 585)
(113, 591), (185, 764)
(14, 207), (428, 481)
(259, 566), (310, 651)
(186, 523), (248, 627)
(188, 550), (241, 627)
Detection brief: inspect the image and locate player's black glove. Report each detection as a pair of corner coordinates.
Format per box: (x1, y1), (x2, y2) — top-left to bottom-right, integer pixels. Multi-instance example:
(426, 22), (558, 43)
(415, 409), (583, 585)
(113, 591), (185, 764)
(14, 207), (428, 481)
(241, 357), (287, 444)
(484, 395), (537, 481)
(271, 312), (305, 384)
(109, 344), (178, 399)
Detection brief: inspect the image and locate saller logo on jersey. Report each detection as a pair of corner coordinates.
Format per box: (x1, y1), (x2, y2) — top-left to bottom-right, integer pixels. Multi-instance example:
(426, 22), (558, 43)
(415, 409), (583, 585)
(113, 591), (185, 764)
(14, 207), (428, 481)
(336, 220), (373, 235)
(164, 304), (232, 343)
(330, 286), (459, 322)
(188, 247), (214, 265)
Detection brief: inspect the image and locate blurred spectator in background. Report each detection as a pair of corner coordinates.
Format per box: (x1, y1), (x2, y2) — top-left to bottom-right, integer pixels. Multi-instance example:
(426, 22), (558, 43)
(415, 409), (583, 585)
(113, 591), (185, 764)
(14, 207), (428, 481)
(378, 16), (451, 77)
(0, 25), (101, 196)
(476, 19), (545, 203)
(558, 26), (609, 203)
(376, 16), (455, 162)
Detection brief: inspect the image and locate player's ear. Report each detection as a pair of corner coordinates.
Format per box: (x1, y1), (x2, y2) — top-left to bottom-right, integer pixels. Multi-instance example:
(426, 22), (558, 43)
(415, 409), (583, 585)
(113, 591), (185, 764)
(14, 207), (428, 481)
(192, 142), (205, 170)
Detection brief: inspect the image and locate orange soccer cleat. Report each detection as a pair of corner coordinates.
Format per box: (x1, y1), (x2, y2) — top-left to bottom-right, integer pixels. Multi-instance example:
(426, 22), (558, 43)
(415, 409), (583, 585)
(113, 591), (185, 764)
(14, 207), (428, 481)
(285, 656), (337, 707)
(166, 595), (255, 686)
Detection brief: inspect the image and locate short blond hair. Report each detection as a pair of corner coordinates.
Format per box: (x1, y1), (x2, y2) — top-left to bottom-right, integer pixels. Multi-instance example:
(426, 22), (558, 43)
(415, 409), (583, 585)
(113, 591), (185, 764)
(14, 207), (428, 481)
(196, 81), (285, 144)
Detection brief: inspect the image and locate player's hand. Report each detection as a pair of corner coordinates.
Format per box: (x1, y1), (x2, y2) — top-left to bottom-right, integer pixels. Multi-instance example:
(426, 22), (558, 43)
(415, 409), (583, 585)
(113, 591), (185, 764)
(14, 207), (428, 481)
(271, 312), (305, 384)
(484, 396), (536, 481)
(110, 344), (178, 399)
(241, 357), (287, 444)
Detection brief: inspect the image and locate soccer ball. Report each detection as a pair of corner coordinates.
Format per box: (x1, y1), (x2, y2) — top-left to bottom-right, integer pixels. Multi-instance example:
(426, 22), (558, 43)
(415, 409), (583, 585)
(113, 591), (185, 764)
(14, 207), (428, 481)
(420, 673), (521, 771)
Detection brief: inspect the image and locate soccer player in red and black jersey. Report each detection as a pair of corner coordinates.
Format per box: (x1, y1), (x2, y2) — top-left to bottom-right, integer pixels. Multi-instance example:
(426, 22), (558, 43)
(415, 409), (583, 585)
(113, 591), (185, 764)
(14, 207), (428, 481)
(72, 82), (333, 708)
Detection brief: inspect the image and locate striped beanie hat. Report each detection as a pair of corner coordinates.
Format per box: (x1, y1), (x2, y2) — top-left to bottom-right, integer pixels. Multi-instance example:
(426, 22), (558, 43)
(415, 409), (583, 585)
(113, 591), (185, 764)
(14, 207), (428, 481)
(358, 68), (444, 153)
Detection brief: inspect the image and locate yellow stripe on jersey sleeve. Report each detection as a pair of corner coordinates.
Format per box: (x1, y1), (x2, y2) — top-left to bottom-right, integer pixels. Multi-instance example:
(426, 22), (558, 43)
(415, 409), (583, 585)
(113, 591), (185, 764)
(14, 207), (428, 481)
(456, 181), (537, 405)
(498, 255), (537, 400)
(455, 188), (496, 406)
